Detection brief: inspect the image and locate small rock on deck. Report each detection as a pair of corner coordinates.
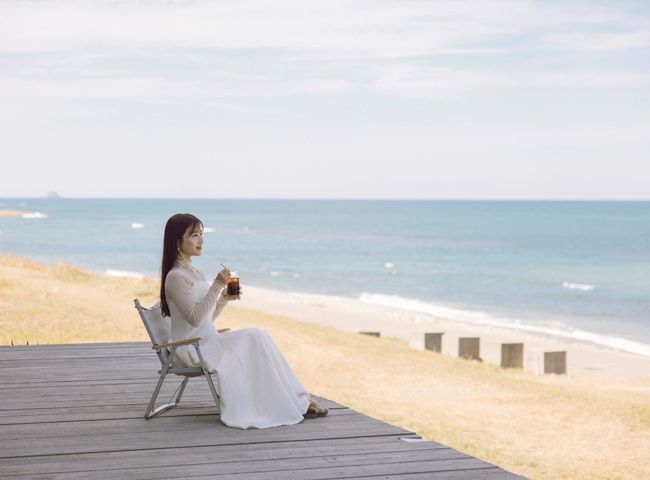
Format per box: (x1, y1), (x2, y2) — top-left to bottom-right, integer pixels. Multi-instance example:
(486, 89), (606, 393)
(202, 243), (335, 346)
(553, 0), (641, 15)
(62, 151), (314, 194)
(0, 343), (527, 479)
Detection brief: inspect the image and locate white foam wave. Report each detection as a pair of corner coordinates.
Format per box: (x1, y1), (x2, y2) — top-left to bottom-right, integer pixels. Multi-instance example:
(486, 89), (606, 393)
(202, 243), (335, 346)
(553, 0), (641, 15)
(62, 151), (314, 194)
(270, 272), (280, 277)
(203, 227), (216, 233)
(131, 223), (145, 229)
(358, 293), (650, 358)
(21, 212), (48, 219)
(384, 262), (394, 269)
(106, 269), (144, 279)
(563, 282), (595, 291)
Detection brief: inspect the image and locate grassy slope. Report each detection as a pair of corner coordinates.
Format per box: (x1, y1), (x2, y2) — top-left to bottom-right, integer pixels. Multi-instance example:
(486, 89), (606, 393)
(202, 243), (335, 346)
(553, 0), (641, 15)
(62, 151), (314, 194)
(1, 253), (649, 480)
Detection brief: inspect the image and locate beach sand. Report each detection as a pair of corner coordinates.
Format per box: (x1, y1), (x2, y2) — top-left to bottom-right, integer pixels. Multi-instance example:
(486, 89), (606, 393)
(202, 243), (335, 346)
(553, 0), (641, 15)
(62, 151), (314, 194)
(233, 285), (650, 381)
(0, 210), (47, 218)
(0, 210), (28, 217)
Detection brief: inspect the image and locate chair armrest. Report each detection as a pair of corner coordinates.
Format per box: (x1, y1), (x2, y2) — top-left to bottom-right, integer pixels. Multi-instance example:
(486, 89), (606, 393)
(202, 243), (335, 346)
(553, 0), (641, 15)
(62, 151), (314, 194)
(217, 328), (230, 333)
(152, 337), (202, 350)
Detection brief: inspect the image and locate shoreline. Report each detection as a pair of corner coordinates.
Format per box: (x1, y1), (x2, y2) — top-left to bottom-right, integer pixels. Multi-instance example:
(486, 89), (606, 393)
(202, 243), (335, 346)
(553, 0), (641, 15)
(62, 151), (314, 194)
(232, 285), (650, 380)
(103, 268), (650, 358)
(0, 210), (48, 218)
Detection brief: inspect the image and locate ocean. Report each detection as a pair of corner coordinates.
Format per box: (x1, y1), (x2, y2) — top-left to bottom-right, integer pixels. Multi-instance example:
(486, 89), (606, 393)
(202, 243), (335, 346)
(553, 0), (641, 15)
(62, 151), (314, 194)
(1, 198), (649, 356)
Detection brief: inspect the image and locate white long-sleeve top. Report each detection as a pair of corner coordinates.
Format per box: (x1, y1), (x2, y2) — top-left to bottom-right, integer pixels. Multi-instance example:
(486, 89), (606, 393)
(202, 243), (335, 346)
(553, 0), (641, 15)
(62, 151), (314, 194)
(165, 257), (229, 357)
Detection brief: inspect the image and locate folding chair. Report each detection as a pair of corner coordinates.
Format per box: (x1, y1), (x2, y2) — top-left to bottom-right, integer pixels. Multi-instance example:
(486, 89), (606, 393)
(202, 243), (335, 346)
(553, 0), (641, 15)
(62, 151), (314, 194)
(134, 299), (228, 419)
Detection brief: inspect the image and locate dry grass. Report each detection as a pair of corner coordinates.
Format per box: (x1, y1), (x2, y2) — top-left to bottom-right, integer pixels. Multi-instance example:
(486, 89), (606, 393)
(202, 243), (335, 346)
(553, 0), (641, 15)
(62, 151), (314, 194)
(0, 253), (157, 345)
(1, 253), (649, 480)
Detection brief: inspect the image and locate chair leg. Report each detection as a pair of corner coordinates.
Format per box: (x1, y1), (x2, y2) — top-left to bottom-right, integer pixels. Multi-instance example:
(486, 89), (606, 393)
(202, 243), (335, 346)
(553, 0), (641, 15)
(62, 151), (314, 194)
(145, 371), (169, 419)
(145, 344), (220, 419)
(203, 372), (221, 413)
(175, 376), (190, 403)
(145, 349), (180, 419)
(145, 376), (189, 419)
(194, 345), (221, 413)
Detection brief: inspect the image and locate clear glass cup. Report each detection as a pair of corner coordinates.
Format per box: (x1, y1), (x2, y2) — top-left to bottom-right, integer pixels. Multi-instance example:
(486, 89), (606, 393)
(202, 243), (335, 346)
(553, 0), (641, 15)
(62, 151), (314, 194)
(227, 272), (240, 296)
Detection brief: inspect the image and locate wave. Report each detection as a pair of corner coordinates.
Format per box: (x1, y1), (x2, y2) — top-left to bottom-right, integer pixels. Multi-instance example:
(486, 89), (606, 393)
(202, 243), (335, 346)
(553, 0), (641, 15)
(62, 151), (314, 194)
(106, 269), (144, 279)
(21, 212), (48, 219)
(563, 282), (595, 291)
(358, 292), (650, 358)
(131, 223), (146, 229)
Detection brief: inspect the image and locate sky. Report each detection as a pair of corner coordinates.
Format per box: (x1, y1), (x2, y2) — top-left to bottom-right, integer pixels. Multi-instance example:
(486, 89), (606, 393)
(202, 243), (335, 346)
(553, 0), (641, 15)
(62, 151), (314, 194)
(1, 0), (649, 199)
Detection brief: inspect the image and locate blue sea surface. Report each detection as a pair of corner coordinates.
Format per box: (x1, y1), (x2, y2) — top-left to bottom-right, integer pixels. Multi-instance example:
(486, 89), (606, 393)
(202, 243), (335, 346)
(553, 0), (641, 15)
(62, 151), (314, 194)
(1, 199), (649, 351)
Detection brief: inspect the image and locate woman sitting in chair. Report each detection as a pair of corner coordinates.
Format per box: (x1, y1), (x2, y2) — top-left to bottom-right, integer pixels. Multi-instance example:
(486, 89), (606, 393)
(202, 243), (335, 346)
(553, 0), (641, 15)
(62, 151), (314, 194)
(160, 213), (327, 429)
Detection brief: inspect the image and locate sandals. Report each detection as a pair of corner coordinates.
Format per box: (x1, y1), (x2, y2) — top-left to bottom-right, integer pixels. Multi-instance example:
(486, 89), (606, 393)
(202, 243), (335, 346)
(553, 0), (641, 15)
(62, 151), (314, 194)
(304, 398), (329, 419)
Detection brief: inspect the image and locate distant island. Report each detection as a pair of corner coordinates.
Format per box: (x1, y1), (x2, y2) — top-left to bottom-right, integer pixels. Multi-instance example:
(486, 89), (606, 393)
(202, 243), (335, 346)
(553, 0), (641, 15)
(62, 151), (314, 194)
(46, 191), (61, 199)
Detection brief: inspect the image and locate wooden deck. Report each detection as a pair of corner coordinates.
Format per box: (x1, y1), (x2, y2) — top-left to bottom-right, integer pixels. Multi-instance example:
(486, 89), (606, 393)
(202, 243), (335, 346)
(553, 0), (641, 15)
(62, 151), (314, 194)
(0, 343), (527, 479)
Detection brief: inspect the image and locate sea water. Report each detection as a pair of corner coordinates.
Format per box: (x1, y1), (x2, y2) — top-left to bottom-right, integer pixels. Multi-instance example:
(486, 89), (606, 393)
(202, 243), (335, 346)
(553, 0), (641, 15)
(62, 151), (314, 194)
(1, 198), (648, 355)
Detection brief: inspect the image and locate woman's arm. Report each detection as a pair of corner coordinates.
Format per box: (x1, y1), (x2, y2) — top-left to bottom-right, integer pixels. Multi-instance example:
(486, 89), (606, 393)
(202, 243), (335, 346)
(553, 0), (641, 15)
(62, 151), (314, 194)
(212, 290), (230, 321)
(165, 270), (226, 327)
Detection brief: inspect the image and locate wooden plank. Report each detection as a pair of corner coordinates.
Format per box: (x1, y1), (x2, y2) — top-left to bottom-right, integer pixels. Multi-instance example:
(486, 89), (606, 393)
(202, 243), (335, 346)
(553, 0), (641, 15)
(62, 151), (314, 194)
(0, 437), (450, 475)
(1, 409), (387, 439)
(16, 454), (493, 480)
(2, 341), (148, 351)
(343, 471), (528, 480)
(0, 401), (349, 425)
(0, 420), (413, 458)
(145, 459), (502, 480)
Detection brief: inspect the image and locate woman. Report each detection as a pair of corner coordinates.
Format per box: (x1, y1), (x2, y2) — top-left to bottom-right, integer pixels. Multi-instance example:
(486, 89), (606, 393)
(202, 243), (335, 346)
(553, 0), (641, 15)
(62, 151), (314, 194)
(160, 213), (327, 429)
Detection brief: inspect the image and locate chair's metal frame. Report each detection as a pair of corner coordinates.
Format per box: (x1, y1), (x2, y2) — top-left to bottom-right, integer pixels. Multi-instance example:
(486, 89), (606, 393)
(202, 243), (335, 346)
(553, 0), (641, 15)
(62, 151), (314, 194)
(134, 299), (226, 419)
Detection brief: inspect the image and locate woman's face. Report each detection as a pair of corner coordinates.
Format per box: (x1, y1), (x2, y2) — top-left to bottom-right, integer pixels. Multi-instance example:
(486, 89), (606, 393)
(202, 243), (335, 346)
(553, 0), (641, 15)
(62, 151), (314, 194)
(178, 224), (204, 260)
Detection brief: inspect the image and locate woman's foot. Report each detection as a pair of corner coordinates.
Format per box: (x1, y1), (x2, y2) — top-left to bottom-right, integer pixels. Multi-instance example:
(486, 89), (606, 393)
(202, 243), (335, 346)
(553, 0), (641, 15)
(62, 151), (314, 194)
(305, 398), (329, 417)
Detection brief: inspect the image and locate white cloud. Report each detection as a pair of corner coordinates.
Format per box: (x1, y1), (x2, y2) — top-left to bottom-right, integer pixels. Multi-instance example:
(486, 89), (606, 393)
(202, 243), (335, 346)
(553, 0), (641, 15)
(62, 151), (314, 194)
(369, 65), (514, 100)
(1, 0), (647, 67)
(0, 0), (547, 57)
(202, 102), (302, 116)
(527, 70), (650, 87)
(0, 75), (355, 101)
(542, 29), (650, 52)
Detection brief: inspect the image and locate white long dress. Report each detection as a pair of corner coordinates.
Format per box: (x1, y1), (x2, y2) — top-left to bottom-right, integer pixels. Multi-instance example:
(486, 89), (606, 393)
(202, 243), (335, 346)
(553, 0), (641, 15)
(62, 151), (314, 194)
(165, 257), (310, 429)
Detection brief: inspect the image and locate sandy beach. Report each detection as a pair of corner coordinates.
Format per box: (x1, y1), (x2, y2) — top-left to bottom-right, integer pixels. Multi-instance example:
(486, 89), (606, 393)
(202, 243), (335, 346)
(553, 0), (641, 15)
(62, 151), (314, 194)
(234, 285), (650, 381)
(0, 209), (47, 218)
(0, 210), (28, 217)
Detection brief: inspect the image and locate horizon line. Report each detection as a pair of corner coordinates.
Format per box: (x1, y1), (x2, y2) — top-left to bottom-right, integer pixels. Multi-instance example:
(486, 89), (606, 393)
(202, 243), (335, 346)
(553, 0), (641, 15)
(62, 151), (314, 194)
(1, 197), (649, 202)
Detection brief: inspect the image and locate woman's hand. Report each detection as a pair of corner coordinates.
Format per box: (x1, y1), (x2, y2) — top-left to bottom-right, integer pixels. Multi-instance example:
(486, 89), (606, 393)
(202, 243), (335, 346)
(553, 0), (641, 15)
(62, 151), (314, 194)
(223, 288), (243, 302)
(216, 267), (231, 285)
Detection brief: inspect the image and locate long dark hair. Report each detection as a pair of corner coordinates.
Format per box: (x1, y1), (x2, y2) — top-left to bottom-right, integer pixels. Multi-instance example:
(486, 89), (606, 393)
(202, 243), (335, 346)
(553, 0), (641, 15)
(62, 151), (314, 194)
(160, 213), (204, 317)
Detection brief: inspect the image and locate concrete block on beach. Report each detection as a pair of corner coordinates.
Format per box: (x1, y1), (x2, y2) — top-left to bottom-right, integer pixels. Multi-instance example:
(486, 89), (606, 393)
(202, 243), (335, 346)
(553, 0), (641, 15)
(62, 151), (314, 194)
(424, 332), (444, 353)
(408, 332), (444, 353)
(482, 340), (524, 368)
(459, 338), (480, 360)
(502, 343), (524, 368)
(442, 335), (481, 361)
(544, 351), (567, 374)
(524, 348), (567, 375)
(359, 331), (381, 337)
